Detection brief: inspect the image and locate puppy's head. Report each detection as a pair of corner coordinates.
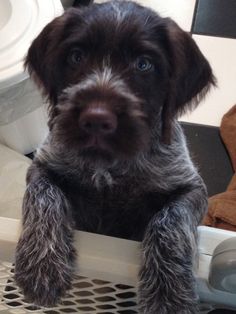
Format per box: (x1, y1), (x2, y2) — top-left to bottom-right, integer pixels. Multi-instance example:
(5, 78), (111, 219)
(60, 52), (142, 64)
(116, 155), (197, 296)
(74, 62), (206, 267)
(26, 0), (215, 164)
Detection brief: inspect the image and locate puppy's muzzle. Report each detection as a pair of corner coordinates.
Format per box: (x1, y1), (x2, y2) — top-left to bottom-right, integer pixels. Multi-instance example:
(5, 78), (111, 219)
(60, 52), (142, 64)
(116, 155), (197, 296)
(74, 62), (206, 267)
(57, 74), (150, 158)
(78, 102), (118, 151)
(79, 104), (117, 136)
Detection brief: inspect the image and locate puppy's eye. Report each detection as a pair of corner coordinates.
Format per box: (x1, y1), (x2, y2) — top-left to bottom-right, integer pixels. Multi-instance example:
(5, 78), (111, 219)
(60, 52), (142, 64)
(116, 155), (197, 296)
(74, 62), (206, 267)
(135, 57), (153, 72)
(68, 49), (83, 65)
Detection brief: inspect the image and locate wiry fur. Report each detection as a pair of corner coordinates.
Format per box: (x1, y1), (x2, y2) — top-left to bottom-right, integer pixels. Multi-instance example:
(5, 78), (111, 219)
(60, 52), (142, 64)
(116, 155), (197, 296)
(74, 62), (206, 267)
(15, 0), (215, 312)
(15, 175), (76, 306)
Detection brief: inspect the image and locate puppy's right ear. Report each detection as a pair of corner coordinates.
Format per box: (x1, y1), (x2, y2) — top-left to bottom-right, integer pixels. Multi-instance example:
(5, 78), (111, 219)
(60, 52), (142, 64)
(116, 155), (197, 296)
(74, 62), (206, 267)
(25, 15), (66, 105)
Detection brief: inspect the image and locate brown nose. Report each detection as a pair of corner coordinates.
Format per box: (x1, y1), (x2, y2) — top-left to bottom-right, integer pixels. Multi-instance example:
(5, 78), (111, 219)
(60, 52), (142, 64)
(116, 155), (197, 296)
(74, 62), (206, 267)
(79, 107), (117, 135)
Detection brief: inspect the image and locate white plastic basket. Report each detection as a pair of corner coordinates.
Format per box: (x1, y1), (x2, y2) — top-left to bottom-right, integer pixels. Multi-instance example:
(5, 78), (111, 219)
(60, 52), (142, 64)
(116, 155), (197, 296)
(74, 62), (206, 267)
(1, 217), (139, 314)
(1, 217), (236, 314)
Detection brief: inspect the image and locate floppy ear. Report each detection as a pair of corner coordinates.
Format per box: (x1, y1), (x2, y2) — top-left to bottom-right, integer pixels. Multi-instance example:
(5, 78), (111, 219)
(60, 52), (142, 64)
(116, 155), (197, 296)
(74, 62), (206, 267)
(161, 19), (216, 142)
(25, 14), (66, 106)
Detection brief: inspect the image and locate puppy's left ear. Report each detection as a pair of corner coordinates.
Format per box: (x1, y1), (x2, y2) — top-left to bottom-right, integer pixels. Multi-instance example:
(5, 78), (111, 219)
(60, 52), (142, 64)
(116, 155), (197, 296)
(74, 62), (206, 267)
(24, 14), (66, 106)
(162, 19), (216, 141)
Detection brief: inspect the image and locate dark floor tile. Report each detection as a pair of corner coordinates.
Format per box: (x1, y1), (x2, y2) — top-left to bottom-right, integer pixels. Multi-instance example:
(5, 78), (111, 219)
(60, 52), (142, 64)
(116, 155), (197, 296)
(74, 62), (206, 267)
(181, 122), (234, 197)
(192, 0), (236, 39)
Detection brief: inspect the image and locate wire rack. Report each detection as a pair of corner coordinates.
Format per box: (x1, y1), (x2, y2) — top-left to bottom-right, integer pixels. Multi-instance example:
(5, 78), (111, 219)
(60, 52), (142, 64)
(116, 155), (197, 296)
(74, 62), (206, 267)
(0, 261), (138, 314)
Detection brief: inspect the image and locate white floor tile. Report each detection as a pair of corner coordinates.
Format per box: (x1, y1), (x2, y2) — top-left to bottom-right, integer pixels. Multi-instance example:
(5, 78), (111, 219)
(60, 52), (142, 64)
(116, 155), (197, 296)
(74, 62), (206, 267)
(95, 0), (196, 31)
(180, 35), (236, 127)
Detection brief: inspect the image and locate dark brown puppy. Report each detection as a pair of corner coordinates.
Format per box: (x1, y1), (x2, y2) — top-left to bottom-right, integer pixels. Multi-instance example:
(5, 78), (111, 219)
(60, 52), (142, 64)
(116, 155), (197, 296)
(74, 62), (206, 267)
(15, 1), (215, 312)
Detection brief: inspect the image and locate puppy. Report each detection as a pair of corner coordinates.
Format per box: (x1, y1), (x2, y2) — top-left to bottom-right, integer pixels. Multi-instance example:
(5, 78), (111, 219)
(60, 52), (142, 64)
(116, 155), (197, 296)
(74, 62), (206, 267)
(15, 1), (215, 312)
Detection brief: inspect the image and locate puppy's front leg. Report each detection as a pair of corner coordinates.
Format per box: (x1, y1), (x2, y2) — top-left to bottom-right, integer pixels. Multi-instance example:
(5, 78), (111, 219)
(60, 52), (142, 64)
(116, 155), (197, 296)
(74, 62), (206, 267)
(15, 164), (76, 307)
(138, 185), (207, 314)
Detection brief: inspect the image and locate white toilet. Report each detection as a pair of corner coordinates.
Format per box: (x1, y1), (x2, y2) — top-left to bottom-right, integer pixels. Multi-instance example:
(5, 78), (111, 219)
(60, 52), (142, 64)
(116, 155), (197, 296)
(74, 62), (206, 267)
(0, 0), (63, 154)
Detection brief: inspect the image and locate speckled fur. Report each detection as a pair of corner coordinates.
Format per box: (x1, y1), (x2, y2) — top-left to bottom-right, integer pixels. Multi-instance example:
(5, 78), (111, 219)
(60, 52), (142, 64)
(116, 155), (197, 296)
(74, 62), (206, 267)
(15, 0), (215, 311)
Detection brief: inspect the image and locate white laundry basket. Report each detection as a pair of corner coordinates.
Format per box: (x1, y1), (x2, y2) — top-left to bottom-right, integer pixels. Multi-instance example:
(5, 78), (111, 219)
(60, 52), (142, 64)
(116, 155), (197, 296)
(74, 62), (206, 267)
(0, 145), (236, 314)
(0, 0), (63, 154)
(0, 219), (236, 314)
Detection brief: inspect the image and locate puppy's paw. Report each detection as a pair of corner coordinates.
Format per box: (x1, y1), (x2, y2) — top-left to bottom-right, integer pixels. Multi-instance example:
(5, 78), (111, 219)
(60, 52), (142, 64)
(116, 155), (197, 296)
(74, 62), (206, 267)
(14, 237), (76, 307)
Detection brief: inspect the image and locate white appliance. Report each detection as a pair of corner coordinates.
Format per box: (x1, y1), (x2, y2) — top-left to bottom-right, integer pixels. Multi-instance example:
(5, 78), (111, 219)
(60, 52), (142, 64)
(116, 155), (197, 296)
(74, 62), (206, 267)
(0, 0), (63, 154)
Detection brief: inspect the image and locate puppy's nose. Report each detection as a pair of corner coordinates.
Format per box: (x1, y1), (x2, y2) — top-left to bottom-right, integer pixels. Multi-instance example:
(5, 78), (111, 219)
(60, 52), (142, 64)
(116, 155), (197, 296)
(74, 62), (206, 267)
(79, 107), (117, 135)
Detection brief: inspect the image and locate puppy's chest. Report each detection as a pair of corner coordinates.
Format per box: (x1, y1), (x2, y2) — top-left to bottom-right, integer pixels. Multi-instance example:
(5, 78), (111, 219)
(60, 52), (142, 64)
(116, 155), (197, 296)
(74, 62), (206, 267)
(67, 184), (169, 240)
